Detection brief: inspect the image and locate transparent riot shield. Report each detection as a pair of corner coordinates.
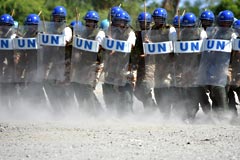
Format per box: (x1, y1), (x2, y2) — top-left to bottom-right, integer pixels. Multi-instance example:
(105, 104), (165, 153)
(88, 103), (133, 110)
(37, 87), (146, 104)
(101, 26), (132, 86)
(37, 21), (66, 81)
(13, 25), (40, 83)
(230, 38), (240, 86)
(197, 27), (233, 87)
(71, 25), (100, 85)
(142, 29), (175, 88)
(174, 28), (204, 87)
(0, 26), (15, 83)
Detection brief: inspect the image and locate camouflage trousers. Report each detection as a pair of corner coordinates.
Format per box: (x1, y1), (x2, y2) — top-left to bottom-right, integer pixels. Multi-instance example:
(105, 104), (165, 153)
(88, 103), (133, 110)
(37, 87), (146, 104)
(228, 86), (240, 117)
(0, 83), (16, 109)
(209, 86), (228, 113)
(102, 83), (133, 114)
(134, 81), (156, 109)
(71, 82), (102, 113)
(167, 87), (206, 120)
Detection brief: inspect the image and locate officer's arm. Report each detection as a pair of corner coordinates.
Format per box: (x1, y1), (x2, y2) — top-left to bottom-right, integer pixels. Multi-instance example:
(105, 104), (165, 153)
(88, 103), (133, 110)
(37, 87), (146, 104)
(200, 29), (208, 40)
(96, 30), (106, 52)
(63, 27), (72, 44)
(127, 31), (136, 48)
(169, 26), (177, 42)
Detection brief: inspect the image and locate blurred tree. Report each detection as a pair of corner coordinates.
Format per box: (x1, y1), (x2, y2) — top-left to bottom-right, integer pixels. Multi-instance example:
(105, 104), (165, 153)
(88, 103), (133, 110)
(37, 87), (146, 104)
(210, 0), (240, 18)
(0, 0), (47, 23)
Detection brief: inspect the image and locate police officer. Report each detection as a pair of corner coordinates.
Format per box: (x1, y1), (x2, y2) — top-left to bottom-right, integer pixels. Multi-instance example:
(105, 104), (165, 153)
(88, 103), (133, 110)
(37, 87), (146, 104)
(102, 9), (136, 115)
(150, 8), (177, 118)
(70, 10), (103, 113)
(198, 10), (237, 117)
(0, 14), (16, 108)
(18, 14), (45, 105)
(132, 12), (157, 111)
(199, 10), (215, 30)
(174, 12), (208, 120)
(42, 6), (72, 111)
(197, 11), (215, 115)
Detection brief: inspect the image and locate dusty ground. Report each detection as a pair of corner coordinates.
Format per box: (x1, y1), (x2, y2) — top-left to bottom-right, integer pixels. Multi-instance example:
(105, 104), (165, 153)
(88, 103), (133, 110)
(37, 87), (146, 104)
(0, 85), (240, 160)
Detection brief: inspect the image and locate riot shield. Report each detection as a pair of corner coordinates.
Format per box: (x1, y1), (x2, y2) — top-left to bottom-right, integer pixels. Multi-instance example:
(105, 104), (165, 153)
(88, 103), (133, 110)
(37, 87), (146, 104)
(37, 21), (66, 81)
(142, 29), (175, 88)
(0, 26), (15, 83)
(197, 27), (233, 87)
(101, 26), (132, 86)
(13, 25), (40, 83)
(230, 38), (240, 86)
(71, 26), (100, 85)
(174, 28), (204, 87)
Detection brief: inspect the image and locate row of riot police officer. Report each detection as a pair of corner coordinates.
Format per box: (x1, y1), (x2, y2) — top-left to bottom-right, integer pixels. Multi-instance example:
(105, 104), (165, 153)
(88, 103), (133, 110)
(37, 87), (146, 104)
(133, 8), (240, 121)
(0, 6), (239, 121)
(0, 6), (136, 116)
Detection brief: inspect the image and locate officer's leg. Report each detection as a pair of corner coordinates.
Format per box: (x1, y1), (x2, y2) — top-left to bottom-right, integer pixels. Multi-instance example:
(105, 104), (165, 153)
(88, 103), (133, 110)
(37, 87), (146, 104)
(81, 84), (102, 114)
(236, 87), (240, 103)
(118, 83), (133, 114)
(43, 81), (63, 112)
(172, 87), (189, 120)
(0, 56), (5, 107)
(227, 86), (238, 117)
(185, 87), (200, 120)
(210, 86), (228, 113)
(102, 83), (117, 110)
(154, 87), (172, 118)
(134, 81), (156, 109)
(71, 82), (84, 109)
(198, 86), (211, 114)
(21, 82), (44, 106)
(5, 53), (16, 108)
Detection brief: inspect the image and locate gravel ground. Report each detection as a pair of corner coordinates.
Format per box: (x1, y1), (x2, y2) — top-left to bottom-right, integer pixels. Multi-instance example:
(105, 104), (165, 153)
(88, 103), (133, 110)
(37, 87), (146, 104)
(1, 108), (240, 160)
(0, 85), (240, 160)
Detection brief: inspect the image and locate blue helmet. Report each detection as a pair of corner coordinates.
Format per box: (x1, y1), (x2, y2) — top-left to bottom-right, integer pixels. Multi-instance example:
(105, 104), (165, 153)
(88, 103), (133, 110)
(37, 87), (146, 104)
(200, 10), (215, 21)
(233, 20), (240, 29)
(138, 12), (152, 23)
(100, 19), (109, 30)
(0, 14), (14, 26)
(181, 12), (197, 27)
(110, 6), (123, 17)
(113, 10), (129, 22)
(70, 20), (82, 28)
(172, 15), (182, 26)
(24, 14), (40, 25)
(52, 6), (67, 17)
(217, 10), (234, 22)
(123, 10), (131, 23)
(84, 11), (100, 22)
(152, 8), (167, 19)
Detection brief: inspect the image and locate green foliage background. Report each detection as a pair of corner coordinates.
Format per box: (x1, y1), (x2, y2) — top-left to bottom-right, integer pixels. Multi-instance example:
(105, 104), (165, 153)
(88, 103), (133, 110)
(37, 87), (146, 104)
(0, 0), (239, 27)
